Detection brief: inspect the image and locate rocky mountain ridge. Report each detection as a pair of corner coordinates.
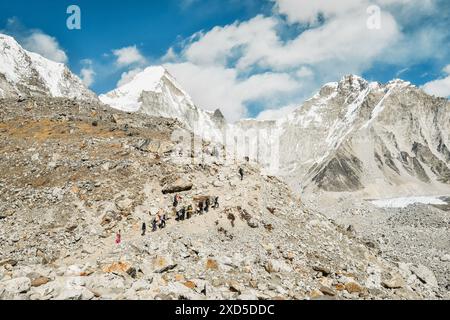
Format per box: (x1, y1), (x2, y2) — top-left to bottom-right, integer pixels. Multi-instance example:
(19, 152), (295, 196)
(0, 34), (97, 102)
(100, 66), (450, 199)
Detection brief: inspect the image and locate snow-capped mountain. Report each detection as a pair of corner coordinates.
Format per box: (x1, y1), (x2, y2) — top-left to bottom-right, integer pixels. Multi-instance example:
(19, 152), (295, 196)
(100, 66), (226, 141)
(99, 65), (450, 198)
(236, 75), (450, 198)
(0, 33), (97, 101)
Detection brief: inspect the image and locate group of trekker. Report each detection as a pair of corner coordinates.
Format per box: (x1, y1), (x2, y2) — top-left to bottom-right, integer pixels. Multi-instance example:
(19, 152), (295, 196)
(140, 194), (220, 236)
(174, 194), (220, 221)
(135, 167), (246, 238)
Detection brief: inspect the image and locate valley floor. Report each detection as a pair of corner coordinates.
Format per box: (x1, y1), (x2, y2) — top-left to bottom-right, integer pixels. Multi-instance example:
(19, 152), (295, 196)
(304, 193), (450, 296)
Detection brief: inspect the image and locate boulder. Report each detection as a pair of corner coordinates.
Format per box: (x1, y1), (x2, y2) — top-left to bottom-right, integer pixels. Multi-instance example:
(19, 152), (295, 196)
(160, 282), (204, 300)
(205, 259), (219, 271)
(153, 256), (177, 273)
(247, 218), (259, 228)
(345, 282), (364, 294)
(0, 258), (18, 267)
(162, 179), (193, 194)
(319, 286), (336, 296)
(2, 277), (31, 294)
(116, 198), (133, 212)
(382, 274), (405, 289)
(85, 274), (127, 296)
(265, 259), (292, 273)
(65, 265), (84, 277)
(213, 181), (224, 188)
(31, 276), (51, 287)
(57, 287), (94, 300)
(410, 265), (438, 288)
(312, 265), (332, 276)
(131, 279), (152, 292)
(102, 261), (133, 274)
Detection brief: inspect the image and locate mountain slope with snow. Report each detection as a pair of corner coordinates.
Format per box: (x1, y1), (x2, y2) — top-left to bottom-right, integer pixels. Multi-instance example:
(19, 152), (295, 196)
(99, 65), (449, 198)
(0, 34), (97, 101)
(100, 66), (226, 141)
(237, 75), (450, 198)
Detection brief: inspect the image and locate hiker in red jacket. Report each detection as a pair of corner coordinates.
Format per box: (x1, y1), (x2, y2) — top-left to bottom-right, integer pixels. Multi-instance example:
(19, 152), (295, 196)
(115, 230), (122, 244)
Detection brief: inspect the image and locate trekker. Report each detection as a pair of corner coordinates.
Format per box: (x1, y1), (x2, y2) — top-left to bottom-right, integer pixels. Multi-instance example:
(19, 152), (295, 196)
(173, 194), (182, 208)
(213, 196), (219, 209)
(115, 230), (122, 245)
(151, 218), (158, 232)
(198, 201), (204, 215)
(141, 222), (146, 236)
(187, 205), (193, 219)
(160, 214), (167, 229)
(155, 212), (161, 228)
(239, 168), (244, 181)
(205, 198), (210, 213)
(176, 208), (184, 221)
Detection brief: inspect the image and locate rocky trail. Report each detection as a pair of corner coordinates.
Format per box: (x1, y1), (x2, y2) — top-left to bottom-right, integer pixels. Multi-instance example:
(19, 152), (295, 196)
(0, 98), (446, 300)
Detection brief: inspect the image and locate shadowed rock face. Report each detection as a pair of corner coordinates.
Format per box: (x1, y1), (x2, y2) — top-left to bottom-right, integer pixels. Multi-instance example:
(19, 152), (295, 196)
(312, 147), (364, 192)
(412, 142), (450, 183)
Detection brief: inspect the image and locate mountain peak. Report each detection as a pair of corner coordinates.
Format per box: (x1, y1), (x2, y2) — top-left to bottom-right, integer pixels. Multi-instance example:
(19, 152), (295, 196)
(0, 33), (17, 44)
(0, 34), (97, 101)
(387, 78), (413, 88)
(118, 66), (168, 91)
(338, 74), (369, 91)
(100, 65), (194, 112)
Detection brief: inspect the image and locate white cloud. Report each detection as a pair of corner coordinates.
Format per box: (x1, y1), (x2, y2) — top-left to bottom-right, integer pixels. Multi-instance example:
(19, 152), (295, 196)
(79, 59), (95, 87)
(274, 0), (436, 25)
(22, 32), (68, 63)
(256, 105), (298, 121)
(161, 47), (177, 63)
(296, 67), (314, 78)
(183, 15), (280, 70)
(117, 68), (143, 87)
(113, 45), (147, 67)
(1, 18), (68, 64)
(164, 62), (301, 122)
(444, 65), (450, 74)
(103, 0), (447, 121)
(162, 2), (402, 121)
(274, 0), (363, 25)
(422, 65), (450, 98)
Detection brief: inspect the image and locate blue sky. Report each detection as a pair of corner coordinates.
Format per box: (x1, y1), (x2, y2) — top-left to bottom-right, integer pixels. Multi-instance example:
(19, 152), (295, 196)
(1, 0), (449, 121)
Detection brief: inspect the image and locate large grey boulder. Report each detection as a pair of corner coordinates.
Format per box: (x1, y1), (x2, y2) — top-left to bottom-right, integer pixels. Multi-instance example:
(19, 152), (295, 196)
(1, 277), (31, 294)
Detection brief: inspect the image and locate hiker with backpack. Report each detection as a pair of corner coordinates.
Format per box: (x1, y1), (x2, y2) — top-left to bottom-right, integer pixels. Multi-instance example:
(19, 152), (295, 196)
(186, 205), (193, 219)
(173, 194), (182, 208)
(239, 168), (244, 181)
(151, 218), (158, 232)
(212, 196), (219, 209)
(197, 201), (204, 215)
(160, 213), (167, 229)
